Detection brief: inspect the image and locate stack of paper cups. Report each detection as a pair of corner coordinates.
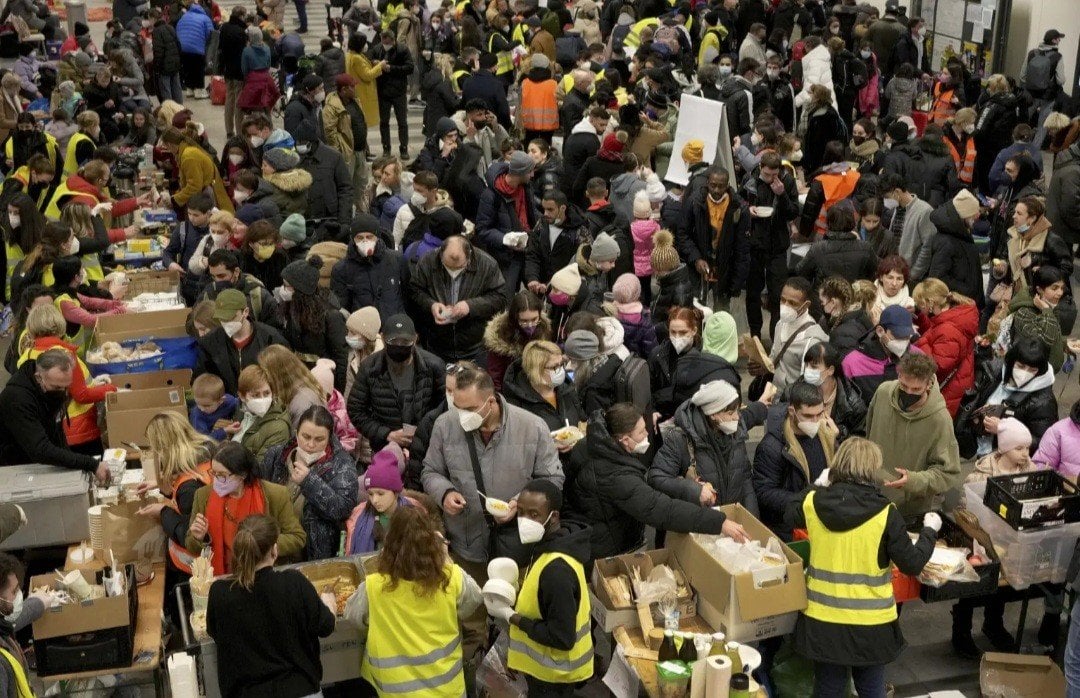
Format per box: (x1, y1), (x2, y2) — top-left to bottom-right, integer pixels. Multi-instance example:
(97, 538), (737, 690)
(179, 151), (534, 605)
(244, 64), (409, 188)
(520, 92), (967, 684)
(104, 448), (127, 481)
(704, 654), (732, 698)
(88, 505), (105, 552)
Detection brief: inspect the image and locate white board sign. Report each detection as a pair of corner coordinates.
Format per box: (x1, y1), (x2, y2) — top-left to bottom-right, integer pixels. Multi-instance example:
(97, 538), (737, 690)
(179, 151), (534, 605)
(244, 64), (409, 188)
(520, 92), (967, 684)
(665, 94), (735, 186)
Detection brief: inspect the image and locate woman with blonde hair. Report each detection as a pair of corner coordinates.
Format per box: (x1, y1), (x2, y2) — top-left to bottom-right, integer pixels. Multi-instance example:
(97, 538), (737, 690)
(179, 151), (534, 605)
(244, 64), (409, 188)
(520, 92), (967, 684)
(189, 209), (242, 277)
(791, 436), (937, 698)
(502, 339), (584, 437)
(17, 303), (116, 454)
(136, 412), (215, 575)
(207, 514), (336, 697)
(912, 279), (978, 417)
(258, 344), (326, 429)
(346, 505), (481, 697)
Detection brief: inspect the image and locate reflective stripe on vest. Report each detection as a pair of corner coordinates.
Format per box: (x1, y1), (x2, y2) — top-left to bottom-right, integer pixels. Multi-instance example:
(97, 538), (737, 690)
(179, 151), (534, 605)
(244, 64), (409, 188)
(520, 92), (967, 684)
(813, 170), (860, 237)
(361, 564), (465, 697)
(802, 491), (896, 625)
(19, 344), (93, 419)
(453, 69), (470, 90)
(946, 136), (977, 185)
(45, 176), (101, 220)
(0, 648), (32, 698)
(508, 551), (594, 683)
(521, 79), (560, 131)
(5, 242), (24, 301)
(488, 34), (514, 75)
(625, 18), (659, 48)
(930, 84), (956, 125)
(167, 463), (213, 573)
(63, 132), (93, 177)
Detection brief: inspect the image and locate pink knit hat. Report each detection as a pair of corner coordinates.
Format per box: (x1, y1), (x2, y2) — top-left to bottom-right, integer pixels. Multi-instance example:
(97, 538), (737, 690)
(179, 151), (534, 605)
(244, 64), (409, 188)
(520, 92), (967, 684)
(613, 273), (643, 315)
(311, 359), (335, 397)
(364, 450), (403, 492)
(996, 417), (1032, 453)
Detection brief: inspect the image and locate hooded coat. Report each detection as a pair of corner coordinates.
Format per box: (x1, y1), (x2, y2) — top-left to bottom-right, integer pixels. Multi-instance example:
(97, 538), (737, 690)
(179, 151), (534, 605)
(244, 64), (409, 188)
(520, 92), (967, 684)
(501, 361), (584, 433)
(927, 202), (985, 306)
(561, 118), (601, 187)
(567, 410), (728, 560)
(260, 168), (314, 216)
(1008, 287), (1065, 372)
(648, 400), (767, 514)
(791, 482), (935, 666)
(914, 303), (979, 416)
(973, 90), (1019, 191)
(482, 311), (553, 392)
(329, 239), (409, 318)
(796, 230), (878, 287)
(908, 135), (959, 208)
(865, 379), (963, 517)
(299, 143), (353, 227)
(827, 308), (873, 356)
(523, 206), (585, 288)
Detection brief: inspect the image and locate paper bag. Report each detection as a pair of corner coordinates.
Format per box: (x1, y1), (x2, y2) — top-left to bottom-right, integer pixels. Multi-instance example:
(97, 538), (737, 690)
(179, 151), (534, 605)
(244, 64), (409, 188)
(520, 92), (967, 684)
(100, 500), (167, 564)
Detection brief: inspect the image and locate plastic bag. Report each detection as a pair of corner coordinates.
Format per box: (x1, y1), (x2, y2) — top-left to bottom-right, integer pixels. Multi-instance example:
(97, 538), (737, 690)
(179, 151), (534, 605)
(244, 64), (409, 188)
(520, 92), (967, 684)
(476, 630), (527, 698)
(918, 546), (981, 588)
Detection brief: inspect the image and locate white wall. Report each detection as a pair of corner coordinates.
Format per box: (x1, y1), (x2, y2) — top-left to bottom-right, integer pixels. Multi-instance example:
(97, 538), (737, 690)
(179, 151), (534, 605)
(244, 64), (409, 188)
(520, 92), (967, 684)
(1004, 0), (1079, 92)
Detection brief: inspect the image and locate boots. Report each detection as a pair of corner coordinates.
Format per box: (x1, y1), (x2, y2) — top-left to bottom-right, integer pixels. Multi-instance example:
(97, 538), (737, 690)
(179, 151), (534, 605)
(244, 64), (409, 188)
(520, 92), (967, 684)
(951, 603), (981, 660)
(1038, 610), (1061, 648)
(982, 597), (1016, 651)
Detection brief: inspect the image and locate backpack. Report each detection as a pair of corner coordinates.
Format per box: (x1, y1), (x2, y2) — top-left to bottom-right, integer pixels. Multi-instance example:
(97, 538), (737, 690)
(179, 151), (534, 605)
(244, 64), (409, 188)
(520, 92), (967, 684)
(1024, 49), (1061, 92)
(846, 53), (868, 90)
(614, 354), (647, 405)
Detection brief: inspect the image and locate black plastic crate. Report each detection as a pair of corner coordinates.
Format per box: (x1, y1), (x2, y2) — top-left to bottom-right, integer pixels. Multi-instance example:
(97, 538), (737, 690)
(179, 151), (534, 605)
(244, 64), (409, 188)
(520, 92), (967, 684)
(35, 565), (139, 676)
(983, 470), (1080, 530)
(918, 515), (1001, 603)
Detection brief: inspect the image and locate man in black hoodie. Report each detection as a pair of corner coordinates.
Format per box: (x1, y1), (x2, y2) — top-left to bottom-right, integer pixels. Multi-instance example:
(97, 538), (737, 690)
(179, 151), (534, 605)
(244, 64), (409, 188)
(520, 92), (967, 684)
(0, 349), (107, 479)
(486, 479), (594, 696)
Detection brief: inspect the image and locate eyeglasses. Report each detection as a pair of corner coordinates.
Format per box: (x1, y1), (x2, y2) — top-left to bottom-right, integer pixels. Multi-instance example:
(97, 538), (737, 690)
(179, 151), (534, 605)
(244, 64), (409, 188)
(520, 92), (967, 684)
(211, 471), (237, 482)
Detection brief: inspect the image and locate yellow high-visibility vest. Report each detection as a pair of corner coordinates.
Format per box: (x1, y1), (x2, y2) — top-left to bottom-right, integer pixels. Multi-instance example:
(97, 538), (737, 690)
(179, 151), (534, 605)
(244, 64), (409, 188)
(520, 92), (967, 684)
(803, 490), (897, 626)
(63, 132), (94, 177)
(508, 551), (593, 684)
(488, 33), (515, 76)
(360, 563), (466, 696)
(19, 342), (94, 418)
(0, 648), (31, 698)
(625, 18), (659, 48)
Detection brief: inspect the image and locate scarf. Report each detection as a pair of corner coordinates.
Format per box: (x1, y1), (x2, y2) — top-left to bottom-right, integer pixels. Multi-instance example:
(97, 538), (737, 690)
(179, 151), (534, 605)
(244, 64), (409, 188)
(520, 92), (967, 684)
(205, 479), (266, 575)
(350, 495), (412, 554)
(848, 137), (880, 159)
(783, 417), (836, 483)
(495, 173), (529, 230)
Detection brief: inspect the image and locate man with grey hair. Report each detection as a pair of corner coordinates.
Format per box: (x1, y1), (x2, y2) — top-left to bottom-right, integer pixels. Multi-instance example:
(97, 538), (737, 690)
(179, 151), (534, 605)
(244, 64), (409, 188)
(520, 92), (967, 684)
(560, 70), (594, 138)
(0, 349), (109, 480)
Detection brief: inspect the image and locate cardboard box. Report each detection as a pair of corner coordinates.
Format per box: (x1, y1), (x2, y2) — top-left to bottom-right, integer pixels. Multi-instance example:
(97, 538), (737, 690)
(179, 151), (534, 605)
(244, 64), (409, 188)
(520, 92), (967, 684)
(0, 464), (91, 551)
(980, 653), (1065, 698)
(668, 505), (807, 643)
(590, 549), (696, 633)
(110, 369), (192, 392)
(30, 568), (133, 640)
(92, 307), (190, 346)
(104, 387), (187, 450)
(124, 269), (181, 297)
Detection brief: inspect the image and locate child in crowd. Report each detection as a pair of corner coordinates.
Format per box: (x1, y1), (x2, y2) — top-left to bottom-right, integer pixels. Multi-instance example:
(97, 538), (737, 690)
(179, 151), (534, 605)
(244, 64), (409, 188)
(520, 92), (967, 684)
(631, 191), (659, 306)
(343, 448), (429, 554)
(234, 364), (291, 464)
(164, 192), (215, 305)
(884, 62), (918, 119)
(190, 373), (241, 441)
(310, 358), (359, 454)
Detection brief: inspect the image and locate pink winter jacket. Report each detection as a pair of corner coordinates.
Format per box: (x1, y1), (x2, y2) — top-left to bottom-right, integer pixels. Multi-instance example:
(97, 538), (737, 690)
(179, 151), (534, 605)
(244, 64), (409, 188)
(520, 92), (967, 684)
(1033, 418), (1080, 480)
(327, 388), (359, 453)
(630, 218), (660, 276)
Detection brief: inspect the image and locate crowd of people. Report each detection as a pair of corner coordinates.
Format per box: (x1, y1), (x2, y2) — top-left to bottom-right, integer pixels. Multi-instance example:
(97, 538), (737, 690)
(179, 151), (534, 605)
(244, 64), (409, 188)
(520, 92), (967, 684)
(0, 0), (1079, 695)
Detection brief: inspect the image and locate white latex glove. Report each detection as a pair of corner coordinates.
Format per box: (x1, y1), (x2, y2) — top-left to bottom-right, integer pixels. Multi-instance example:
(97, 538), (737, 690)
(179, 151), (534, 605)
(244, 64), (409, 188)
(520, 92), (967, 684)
(813, 468), (831, 487)
(92, 374), (112, 385)
(923, 512), (942, 533)
(484, 595), (515, 622)
(92, 202), (113, 216)
(320, 591), (338, 615)
(30, 589), (62, 609)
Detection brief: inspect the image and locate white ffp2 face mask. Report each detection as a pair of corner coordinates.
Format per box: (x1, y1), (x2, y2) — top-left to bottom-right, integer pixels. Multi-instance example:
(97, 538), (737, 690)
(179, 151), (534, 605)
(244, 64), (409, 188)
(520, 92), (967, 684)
(221, 320), (243, 337)
(245, 396), (272, 416)
(779, 304), (798, 323)
(886, 338), (909, 357)
(716, 419), (739, 435)
(803, 368), (824, 386)
(671, 336), (692, 354)
(798, 419), (821, 438)
(1012, 367), (1036, 386)
(518, 512), (552, 545)
(631, 436), (650, 454)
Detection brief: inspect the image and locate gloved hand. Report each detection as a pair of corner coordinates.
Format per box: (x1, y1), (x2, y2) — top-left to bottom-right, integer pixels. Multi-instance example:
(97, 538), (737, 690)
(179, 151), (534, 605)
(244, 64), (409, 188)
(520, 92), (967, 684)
(30, 589), (62, 609)
(813, 468), (831, 487)
(91, 202), (113, 216)
(923, 512), (942, 533)
(484, 595), (515, 622)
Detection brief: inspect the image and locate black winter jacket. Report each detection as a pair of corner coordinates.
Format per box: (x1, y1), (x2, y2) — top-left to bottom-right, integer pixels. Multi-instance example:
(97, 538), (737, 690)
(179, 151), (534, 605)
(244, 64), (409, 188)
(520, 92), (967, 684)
(907, 136), (959, 207)
(524, 208), (585, 286)
(561, 130), (600, 191)
(796, 230), (878, 286)
(803, 106), (847, 174)
(281, 302), (349, 391)
(501, 361), (584, 433)
(299, 144), (353, 228)
(474, 160), (540, 270)
(878, 140), (920, 180)
(217, 17), (247, 81)
(284, 94), (324, 144)
(679, 187), (751, 297)
(752, 405), (829, 539)
(740, 168), (800, 257)
(370, 42), (415, 100)
(973, 91), (1019, 165)
(559, 88), (591, 138)
(195, 322), (289, 396)
(1046, 143), (1080, 246)
(317, 47), (347, 94)
(409, 244), (507, 360)
(649, 400), (767, 513)
(460, 69), (511, 129)
(347, 347), (445, 451)
(421, 69), (459, 137)
(571, 155), (625, 208)
(152, 21), (182, 74)
(649, 263), (694, 327)
(329, 240), (409, 317)
(0, 361), (99, 471)
(720, 76), (754, 140)
(827, 308), (873, 357)
(928, 202), (986, 307)
(566, 411), (728, 560)
(415, 137), (455, 183)
(574, 353), (621, 416)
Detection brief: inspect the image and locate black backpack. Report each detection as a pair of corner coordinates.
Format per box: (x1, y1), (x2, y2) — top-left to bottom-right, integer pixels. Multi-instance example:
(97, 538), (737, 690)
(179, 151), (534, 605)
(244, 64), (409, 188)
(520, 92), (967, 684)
(1024, 49), (1061, 92)
(614, 355), (647, 405)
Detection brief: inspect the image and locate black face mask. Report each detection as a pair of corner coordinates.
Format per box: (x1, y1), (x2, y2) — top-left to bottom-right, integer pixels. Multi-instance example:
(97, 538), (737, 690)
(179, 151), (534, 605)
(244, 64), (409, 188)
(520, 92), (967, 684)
(385, 343), (413, 363)
(213, 279), (234, 292)
(897, 390), (922, 412)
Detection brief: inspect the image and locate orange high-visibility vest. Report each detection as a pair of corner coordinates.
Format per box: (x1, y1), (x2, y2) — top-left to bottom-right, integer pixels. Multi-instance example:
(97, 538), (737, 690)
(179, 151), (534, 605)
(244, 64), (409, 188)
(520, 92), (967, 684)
(814, 170), (861, 237)
(166, 462), (213, 573)
(946, 135), (977, 185)
(931, 83), (957, 124)
(520, 78), (560, 132)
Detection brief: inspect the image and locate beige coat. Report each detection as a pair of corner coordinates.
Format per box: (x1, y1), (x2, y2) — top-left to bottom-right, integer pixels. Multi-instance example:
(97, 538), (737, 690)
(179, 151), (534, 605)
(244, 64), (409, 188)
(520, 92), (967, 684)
(322, 91), (355, 167)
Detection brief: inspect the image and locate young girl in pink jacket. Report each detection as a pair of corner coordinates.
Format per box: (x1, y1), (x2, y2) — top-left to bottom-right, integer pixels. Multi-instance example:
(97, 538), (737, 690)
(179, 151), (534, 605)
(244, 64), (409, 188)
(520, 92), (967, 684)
(630, 191), (660, 302)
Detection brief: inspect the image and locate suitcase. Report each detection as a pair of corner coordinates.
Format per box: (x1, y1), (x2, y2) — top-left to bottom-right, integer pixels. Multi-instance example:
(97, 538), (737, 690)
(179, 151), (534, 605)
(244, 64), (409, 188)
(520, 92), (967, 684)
(0, 464), (91, 550)
(209, 75), (226, 105)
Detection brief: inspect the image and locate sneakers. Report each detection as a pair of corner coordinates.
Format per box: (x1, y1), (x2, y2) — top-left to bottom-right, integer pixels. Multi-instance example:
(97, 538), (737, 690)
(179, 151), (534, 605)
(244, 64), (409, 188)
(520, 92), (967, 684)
(184, 88), (195, 98)
(194, 89), (209, 100)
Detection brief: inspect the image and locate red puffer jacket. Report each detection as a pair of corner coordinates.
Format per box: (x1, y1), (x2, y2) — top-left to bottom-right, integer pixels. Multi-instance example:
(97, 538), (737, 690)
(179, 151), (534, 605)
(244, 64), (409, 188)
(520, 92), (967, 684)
(914, 303), (979, 416)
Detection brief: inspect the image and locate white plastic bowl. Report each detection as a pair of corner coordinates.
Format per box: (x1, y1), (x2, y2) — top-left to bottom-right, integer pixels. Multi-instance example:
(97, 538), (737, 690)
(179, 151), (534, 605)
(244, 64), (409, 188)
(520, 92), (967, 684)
(482, 578), (517, 605)
(752, 206), (775, 218)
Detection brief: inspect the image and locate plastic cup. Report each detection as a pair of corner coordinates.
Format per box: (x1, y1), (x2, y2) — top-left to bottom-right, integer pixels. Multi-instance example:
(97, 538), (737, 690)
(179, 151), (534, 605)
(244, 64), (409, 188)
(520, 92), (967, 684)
(62, 571), (92, 601)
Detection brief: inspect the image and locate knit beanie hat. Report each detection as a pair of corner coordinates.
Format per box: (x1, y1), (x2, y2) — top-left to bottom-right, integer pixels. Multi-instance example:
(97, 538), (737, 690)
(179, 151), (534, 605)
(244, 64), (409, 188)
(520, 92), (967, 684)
(264, 147), (300, 172)
(701, 311), (739, 364)
(650, 229), (680, 274)
(612, 273), (643, 315)
(281, 255), (323, 296)
(279, 213), (307, 245)
(73, 51), (92, 70)
(347, 307), (381, 341)
(681, 138), (704, 166)
(691, 379), (739, 415)
(952, 189), (981, 219)
(508, 151), (536, 177)
(549, 263), (582, 295)
(265, 128), (295, 151)
(564, 329), (600, 361)
(364, 450), (404, 492)
(310, 359), (335, 396)
(600, 131), (628, 157)
(596, 316), (625, 355)
(633, 191), (652, 218)
(996, 417), (1033, 453)
(590, 232), (620, 263)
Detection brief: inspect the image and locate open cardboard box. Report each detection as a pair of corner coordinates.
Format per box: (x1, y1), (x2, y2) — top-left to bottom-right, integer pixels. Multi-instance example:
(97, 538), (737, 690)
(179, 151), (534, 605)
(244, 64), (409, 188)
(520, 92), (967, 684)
(104, 386), (187, 451)
(590, 549), (695, 633)
(109, 369), (192, 392)
(92, 307), (190, 346)
(30, 569), (133, 639)
(980, 653), (1065, 697)
(124, 269), (181, 297)
(668, 504), (807, 642)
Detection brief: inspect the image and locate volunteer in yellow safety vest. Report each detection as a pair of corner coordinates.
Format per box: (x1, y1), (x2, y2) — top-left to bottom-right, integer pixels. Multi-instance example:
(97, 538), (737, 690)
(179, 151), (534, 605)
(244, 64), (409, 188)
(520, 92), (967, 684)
(348, 505), (482, 697)
(485, 479), (594, 695)
(5, 115), (62, 180)
(3, 194), (47, 303)
(1, 153), (58, 214)
(0, 551), (63, 698)
(790, 437), (937, 697)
